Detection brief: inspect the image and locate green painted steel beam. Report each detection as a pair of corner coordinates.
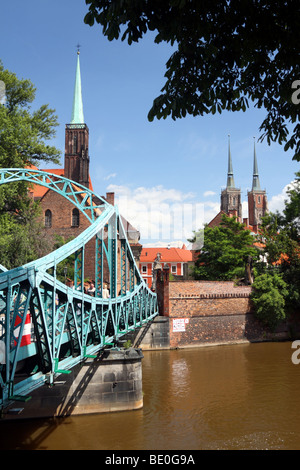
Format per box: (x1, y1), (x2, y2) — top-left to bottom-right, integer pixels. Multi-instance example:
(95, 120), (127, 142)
(0, 167), (158, 409)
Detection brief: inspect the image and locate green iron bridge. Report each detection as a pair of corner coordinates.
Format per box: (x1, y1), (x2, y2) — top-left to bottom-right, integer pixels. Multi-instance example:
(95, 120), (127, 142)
(0, 168), (158, 410)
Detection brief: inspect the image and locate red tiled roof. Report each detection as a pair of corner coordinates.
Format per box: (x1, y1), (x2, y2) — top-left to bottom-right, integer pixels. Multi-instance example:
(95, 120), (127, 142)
(140, 246), (193, 263)
(27, 166), (93, 198)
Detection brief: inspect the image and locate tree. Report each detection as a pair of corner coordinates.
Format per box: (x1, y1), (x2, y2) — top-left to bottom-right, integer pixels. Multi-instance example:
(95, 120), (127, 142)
(250, 272), (289, 330)
(84, 0), (300, 160)
(0, 203), (52, 269)
(283, 171), (300, 238)
(191, 214), (258, 281)
(0, 61), (61, 267)
(0, 60), (60, 168)
(256, 172), (300, 311)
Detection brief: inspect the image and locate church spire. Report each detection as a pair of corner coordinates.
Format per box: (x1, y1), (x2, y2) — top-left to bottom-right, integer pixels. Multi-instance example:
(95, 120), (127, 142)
(71, 49), (84, 124)
(252, 138), (261, 191)
(65, 48), (89, 188)
(227, 134), (235, 188)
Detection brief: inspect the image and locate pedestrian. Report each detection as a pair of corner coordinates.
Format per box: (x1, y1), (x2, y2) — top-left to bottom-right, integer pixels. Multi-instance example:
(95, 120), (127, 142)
(87, 281), (95, 296)
(102, 283), (110, 299)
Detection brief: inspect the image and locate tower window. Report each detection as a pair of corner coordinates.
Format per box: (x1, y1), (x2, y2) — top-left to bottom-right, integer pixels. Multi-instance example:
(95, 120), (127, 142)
(45, 209), (52, 228)
(72, 208), (80, 227)
(73, 134), (77, 154)
(258, 196), (261, 203)
(232, 197), (236, 206)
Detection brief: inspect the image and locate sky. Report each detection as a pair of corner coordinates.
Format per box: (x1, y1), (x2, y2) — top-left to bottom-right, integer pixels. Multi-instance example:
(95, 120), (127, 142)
(0, 0), (299, 248)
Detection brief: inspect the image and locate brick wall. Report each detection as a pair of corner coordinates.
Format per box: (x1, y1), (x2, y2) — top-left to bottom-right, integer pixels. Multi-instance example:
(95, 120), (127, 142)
(168, 280), (271, 348)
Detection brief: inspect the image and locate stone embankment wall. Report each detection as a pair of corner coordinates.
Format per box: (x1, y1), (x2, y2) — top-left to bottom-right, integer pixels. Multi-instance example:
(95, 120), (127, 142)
(168, 281), (256, 348)
(168, 280), (300, 348)
(135, 277), (300, 350)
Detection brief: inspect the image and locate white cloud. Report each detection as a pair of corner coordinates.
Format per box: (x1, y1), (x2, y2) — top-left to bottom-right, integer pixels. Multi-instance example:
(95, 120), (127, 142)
(242, 201), (248, 220)
(203, 190), (216, 197)
(106, 183), (207, 244)
(106, 180), (298, 246)
(268, 181), (295, 214)
(104, 173), (117, 181)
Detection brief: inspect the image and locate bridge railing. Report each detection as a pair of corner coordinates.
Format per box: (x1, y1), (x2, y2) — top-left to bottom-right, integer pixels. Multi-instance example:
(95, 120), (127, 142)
(0, 168), (158, 408)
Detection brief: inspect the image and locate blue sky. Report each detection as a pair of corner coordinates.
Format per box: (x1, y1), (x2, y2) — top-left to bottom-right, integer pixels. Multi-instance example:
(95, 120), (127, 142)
(1, 0), (299, 246)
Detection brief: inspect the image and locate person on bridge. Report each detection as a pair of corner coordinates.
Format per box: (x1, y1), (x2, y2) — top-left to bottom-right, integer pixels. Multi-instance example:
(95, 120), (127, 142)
(102, 284), (110, 299)
(87, 282), (95, 296)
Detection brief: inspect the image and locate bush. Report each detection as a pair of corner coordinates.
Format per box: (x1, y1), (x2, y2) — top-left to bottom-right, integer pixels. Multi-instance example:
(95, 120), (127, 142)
(250, 272), (289, 331)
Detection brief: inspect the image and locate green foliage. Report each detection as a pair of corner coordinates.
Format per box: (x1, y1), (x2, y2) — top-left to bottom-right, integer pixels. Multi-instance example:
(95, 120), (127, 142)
(0, 61), (61, 167)
(251, 272), (289, 331)
(49, 235), (76, 283)
(253, 170), (300, 324)
(191, 214), (258, 281)
(0, 61), (61, 268)
(84, 1), (300, 161)
(0, 200), (52, 269)
(283, 171), (300, 239)
(123, 340), (132, 349)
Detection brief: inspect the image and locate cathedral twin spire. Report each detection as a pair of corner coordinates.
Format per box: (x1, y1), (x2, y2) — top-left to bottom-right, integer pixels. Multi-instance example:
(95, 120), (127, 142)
(222, 136), (267, 227)
(226, 136), (262, 192)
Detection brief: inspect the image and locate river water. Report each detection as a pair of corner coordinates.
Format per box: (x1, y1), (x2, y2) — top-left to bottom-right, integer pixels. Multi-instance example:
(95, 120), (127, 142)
(1, 341), (300, 450)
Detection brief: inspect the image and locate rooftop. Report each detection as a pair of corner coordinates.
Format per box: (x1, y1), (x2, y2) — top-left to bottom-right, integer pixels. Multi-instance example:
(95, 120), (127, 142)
(140, 245), (193, 263)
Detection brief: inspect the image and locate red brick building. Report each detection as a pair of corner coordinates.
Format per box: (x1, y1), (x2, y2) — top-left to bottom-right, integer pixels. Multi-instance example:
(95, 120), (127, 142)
(30, 51), (141, 281)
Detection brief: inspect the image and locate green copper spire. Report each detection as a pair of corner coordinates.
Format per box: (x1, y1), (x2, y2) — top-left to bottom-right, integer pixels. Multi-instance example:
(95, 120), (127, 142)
(71, 50), (84, 124)
(252, 138), (261, 191)
(227, 134), (235, 188)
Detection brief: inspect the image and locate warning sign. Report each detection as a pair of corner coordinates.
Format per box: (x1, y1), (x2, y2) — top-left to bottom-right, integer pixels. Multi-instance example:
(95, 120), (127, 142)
(173, 318), (189, 332)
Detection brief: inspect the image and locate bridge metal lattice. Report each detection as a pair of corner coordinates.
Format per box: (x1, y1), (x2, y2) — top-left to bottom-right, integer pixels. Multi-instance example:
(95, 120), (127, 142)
(0, 168), (158, 409)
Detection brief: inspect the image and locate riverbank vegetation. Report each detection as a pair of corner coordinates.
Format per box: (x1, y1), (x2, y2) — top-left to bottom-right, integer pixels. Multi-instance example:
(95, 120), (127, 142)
(252, 171), (300, 329)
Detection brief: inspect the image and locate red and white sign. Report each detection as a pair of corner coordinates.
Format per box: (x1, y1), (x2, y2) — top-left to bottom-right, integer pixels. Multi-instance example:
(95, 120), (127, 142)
(14, 313), (31, 346)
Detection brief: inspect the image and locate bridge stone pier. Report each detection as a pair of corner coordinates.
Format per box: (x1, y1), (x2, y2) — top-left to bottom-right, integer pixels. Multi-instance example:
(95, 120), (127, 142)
(3, 349), (144, 420)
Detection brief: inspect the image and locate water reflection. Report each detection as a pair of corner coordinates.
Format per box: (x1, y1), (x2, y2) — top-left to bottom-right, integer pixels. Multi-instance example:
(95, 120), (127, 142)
(171, 358), (190, 397)
(1, 341), (300, 449)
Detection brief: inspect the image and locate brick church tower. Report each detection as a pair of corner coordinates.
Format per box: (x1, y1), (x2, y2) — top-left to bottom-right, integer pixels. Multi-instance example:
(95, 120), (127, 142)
(64, 50), (90, 188)
(247, 140), (268, 227)
(220, 135), (242, 221)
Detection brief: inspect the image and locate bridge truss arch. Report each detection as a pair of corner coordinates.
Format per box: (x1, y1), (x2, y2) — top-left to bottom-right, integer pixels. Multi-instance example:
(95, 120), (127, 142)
(0, 168), (158, 408)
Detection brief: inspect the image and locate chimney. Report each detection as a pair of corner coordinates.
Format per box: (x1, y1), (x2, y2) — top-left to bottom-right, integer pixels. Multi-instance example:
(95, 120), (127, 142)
(106, 192), (115, 206)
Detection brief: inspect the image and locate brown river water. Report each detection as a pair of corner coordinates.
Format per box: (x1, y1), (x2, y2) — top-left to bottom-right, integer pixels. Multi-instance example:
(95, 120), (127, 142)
(1, 341), (300, 450)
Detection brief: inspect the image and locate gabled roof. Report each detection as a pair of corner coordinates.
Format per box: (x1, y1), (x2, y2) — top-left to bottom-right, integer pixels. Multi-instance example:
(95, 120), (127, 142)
(140, 246), (193, 263)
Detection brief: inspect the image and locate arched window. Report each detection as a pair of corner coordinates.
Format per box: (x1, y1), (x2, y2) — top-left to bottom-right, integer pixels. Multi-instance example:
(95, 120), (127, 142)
(45, 209), (52, 227)
(72, 208), (80, 227)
